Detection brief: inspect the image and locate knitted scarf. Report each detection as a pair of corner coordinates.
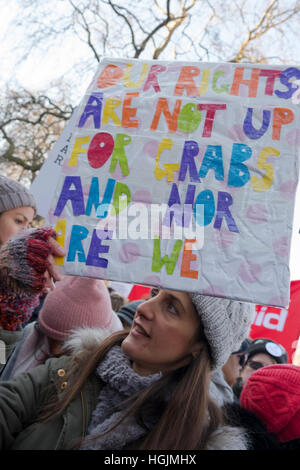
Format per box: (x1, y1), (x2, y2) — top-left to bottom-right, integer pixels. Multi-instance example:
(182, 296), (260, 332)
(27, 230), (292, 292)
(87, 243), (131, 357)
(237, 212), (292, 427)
(81, 345), (162, 450)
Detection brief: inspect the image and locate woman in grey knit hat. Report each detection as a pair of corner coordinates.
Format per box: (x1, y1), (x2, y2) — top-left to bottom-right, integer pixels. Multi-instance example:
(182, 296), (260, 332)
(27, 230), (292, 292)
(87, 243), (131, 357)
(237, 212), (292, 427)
(0, 286), (264, 451)
(0, 175), (37, 246)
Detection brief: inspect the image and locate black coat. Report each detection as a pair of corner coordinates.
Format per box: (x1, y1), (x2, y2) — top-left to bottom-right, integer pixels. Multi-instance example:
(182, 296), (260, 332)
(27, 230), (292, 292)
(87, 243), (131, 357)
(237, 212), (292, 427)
(279, 438), (300, 450)
(223, 402), (282, 450)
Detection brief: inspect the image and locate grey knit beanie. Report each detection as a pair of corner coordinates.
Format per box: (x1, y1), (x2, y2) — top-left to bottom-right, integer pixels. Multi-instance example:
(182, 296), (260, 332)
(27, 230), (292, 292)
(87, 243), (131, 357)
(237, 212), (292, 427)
(0, 175), (36, 214)
(189, 293), (254, 369)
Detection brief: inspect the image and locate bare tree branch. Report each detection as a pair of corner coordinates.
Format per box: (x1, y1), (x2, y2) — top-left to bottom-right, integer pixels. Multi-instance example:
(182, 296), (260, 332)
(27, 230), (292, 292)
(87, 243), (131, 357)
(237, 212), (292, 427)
(230, 0), (300, 62)
(1, 0), (300, 182)
(69, 0), (101, 62)
(0, 86), (73, 180)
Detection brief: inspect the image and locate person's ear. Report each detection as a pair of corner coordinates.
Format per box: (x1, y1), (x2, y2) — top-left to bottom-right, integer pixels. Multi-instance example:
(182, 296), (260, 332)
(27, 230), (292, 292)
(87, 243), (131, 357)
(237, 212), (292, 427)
(190, 341), (204, 360)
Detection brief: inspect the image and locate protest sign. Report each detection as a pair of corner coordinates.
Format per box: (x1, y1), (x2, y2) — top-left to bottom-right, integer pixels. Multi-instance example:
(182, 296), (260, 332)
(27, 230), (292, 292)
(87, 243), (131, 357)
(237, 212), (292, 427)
(251, 280), (300, 362)
(30, 110), (78, 218)
(49, 57), (300, 307)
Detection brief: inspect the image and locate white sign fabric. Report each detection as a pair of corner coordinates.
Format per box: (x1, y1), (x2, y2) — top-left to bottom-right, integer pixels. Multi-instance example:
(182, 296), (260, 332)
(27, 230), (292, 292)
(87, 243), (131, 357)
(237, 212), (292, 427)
(30, 110), (78, 218)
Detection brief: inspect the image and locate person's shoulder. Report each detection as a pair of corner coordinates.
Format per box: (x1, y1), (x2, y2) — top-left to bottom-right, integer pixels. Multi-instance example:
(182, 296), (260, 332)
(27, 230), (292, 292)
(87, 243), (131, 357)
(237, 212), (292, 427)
(22, 354), (74, 385)
(280, 438), (300, 450)
(222, 401), (281, 450)
(43, 354), (73, 374)
(205, 423), (249, 450)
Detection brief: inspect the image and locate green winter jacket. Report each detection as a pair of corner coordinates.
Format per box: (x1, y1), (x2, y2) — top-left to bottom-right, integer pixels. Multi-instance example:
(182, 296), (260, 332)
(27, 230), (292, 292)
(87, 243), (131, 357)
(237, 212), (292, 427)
(0, 333), (255, 451)
(0, 354), (102, 450)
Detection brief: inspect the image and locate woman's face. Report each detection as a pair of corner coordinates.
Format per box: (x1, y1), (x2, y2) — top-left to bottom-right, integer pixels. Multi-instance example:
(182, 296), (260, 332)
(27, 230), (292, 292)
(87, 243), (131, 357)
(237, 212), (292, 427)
(0, 206), (35, 245)
(122, 289), (204, 376)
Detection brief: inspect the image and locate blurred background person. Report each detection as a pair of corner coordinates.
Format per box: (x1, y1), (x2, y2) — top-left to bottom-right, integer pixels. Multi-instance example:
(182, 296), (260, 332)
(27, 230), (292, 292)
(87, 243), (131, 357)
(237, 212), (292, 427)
(240, 364), (300, 449)
(233, 338), (288, 399)
(108, 287), (126, 313)
(222, 338), (252, 401)
(117, 299), (145, 329)
(0, 276), (122, 381)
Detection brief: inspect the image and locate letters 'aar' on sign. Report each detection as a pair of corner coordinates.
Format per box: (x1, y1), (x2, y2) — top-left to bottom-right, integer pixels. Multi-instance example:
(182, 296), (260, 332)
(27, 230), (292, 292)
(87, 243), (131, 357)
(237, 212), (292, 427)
(49, 57), (300, 308)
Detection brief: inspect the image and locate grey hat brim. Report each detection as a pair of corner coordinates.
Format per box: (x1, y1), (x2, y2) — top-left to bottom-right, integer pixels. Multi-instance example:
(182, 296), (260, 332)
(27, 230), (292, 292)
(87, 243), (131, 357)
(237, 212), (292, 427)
(0, 176), (36, 214)
(0, 192), (37, 214)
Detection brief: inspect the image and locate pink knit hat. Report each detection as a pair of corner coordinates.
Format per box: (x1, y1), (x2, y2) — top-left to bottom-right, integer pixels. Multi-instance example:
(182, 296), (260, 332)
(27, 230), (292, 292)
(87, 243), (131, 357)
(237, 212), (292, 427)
(240, 364), (300, 442)
(38, 276), (123, 341)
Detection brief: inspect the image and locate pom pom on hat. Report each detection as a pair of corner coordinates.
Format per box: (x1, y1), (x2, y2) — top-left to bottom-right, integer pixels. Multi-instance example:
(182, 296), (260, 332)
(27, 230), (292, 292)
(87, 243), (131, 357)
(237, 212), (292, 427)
(38, 276), (123, 341)
(240, 364), (300, 442)
(189, 293), (254, 368)
(0, 175), (36, 213)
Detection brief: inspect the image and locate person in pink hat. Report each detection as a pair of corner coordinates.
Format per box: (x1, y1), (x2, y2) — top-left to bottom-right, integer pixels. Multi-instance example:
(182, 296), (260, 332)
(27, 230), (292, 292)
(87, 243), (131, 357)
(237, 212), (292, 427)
(0, 275), (123, 381)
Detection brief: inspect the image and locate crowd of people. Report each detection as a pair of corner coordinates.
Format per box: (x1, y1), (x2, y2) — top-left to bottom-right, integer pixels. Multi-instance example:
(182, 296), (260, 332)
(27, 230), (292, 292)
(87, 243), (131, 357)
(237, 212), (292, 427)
(0, 174), (299, 451)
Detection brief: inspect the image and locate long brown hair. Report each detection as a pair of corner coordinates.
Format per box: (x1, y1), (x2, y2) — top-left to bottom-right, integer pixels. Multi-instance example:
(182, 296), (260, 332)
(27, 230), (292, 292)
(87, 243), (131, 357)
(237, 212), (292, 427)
(40, 329), (223, 450)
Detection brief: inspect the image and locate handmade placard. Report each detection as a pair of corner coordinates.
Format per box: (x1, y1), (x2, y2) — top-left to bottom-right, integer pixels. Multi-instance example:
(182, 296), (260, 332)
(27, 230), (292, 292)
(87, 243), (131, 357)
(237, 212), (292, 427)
(48, 57), (300, 307)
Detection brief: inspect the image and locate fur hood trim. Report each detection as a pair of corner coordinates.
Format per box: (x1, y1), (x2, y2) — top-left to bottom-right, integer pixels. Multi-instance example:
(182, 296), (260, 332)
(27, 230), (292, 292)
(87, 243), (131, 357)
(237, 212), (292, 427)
(62, 327), (112, 355)
(205, 425), (249, 450)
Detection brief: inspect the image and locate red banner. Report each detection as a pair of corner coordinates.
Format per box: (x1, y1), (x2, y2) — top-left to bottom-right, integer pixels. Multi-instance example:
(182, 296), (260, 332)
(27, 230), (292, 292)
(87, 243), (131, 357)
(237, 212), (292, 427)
(128, 284), (151, 301)
(251, 280), (300, 363)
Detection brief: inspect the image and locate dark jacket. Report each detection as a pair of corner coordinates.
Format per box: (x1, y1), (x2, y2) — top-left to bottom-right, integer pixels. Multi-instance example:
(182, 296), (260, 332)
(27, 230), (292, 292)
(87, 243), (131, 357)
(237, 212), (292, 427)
(280, 438), (300, 450)
(0, 354), (102, 450)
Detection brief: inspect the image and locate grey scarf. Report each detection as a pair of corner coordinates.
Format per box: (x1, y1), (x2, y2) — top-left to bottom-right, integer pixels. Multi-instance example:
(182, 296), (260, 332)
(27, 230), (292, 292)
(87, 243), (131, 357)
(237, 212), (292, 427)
(81, 345), (161, 450)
